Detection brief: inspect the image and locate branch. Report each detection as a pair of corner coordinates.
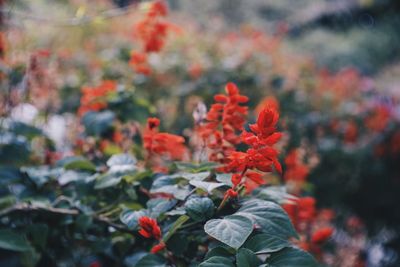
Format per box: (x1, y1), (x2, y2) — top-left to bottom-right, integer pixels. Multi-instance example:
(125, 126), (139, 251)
(0, 202), (131, 233)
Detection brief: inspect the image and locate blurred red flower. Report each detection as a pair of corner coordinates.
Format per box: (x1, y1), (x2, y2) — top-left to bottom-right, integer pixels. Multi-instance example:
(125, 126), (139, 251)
(311, 227), (334, 244)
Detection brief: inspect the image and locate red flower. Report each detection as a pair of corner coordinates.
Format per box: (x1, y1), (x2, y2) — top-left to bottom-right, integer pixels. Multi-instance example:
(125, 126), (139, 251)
(297, 197), (316, 222)
(344, 120), (358, 144)
(226, 107), (282, 175)
(225, 188), (238, 198)
(143, 117), (187, 166)
(129, 51), (152, 76)
(311, 227), (334, 244)
(199, 82), (248, 163)
(78, 80), (117, 116)
(138, 216), (162, 240)
(365, 106), (391, 133)
(283, 197), (316, 228)
(133, 1), (170, 53)
(151, 241), (166, 254)
(148, 0), (168, 17)
(284, 149), (309, 183)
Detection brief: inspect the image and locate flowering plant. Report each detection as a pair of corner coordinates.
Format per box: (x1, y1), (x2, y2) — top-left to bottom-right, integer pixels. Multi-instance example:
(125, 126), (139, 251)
(0, 82), (321, 267)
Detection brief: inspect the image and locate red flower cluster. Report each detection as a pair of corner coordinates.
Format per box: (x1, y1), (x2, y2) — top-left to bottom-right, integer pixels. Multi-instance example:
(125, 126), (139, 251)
(134, 0), (169, 53)
(78, 80), (117, 116)
(199, 83), (248, 163)
(344, 120), (358, 144)
(283, 197), (316, 228)
(138, 216), (166, 254)
(311, 227), (334, 244)
(138, 216), (162, 239)
(143, 117), (187, 165)
(365, 105), (391, 133)
(284, 149), (310, 183)
(130, 1), (170, 75)
(283, 197), (334, 255)
(129, 51), (152, 76)
(227, 107), (282, 174)
(218, 98), (282, 198)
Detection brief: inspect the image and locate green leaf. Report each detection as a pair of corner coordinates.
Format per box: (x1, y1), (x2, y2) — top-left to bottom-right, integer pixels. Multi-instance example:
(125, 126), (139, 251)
(236, 248), (261, 267)
(9, 121), (43, 140)
(151, 175), (190, 200)
(163, 215), (189, 242)
(107, 153), (137, 173)
(147, 198), (177, 217)
(58, 170), (89, 185)
(244, 233), (289, 254)
(172, 171), (210, 181)
(120, 209), (148, 229)
(0, 229), (32, 252)
(253, 186), (297, 204)
(189, 180), (226, 193)
(235, 199), (298, 239)
(94, 173), (122, 189)
(184, 197), (215, 222)
(27, 224), (48, 249)
(134, 254), (166, 267)
(215, 173), (233, 187)
(199, 256), (234, 267)
(22, 167), (63, 187)
(204, 215), (253, 249)
(205, 247), (233, 260)
(82, 111), (115, 136)
(64, 157), (96, 172)
(266, 247), (317, 267)
(124, 252), (147, 267)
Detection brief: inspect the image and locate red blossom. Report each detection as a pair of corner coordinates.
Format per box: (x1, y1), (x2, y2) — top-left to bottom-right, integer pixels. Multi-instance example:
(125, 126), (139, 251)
(143, 117), (187, 165)
(283, 197), (316, 228)
(284, 149), (309, 183)
(78, 80), (117, 116)
(365, 106), (391, 133)
(199, 82), (248, 163)
(311, 227), (334, 244)
(226, 106), (282, 175)
(225, 188), (238, 198)
(151, 241), (166, 253)
(138, 216), (162, 240)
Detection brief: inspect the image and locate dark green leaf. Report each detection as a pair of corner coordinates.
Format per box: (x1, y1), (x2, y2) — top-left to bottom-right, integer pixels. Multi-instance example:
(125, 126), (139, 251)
(244, 233), (290, 254)
(236, 199), (298, 239)
(163, 215), (189, 242)
(199, 256), (234, 267)
(134, 254), (166, 267)
(205, 247), (233, 260)
(82, 111), (115, 136)
(266, 247), (317, 267)
(0, 229), (32, 252)
(147, 198), (177, 217)
(184, 197), (215, 222)
(236, 248), (261, 267)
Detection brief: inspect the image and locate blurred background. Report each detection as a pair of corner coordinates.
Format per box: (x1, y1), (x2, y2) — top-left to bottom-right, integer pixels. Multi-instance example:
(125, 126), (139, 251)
(1, 0), (400, 266)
